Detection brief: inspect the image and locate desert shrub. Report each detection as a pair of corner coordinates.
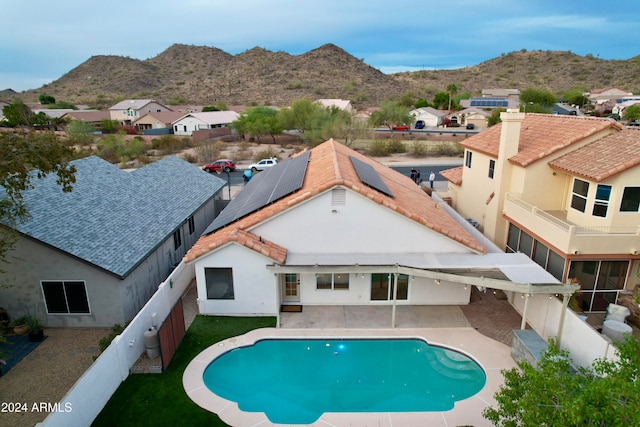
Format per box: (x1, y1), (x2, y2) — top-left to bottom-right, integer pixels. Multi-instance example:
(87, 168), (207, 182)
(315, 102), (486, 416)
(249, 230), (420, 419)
(254, 147), (280, 161)
(194, 141), (221, 163)
(181, 152), (198, 164)
(386, 139), (406, 154)
(98, 323), (125, 353)
(366, 140), (390, 156)
(432, 142), (463, 156)
(410, 141), (429, 157)
(151, 135), (185, 154)
(234, 141), (252, 160)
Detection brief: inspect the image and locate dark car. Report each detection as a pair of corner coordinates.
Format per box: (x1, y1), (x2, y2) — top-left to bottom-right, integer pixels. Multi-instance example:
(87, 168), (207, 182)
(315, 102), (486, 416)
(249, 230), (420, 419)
(466, 123), (475, 130)
(202, 159), (236, 173)
(415, 120), (425, 129)
(627, 121), (640, 127)
(392, 124), (410, 131)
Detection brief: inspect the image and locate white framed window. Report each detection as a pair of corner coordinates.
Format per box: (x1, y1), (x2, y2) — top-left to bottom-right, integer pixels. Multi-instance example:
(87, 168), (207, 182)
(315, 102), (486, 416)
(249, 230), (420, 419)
(316, 273), (349, 290)
(41, 281), (90, 314)
(620, 186), (640, 212)
(205, 268), (234, 299)
(488, 159), (495, 179)
(465, 151), (473, 168)
(592, 184), (611, 217)
(570, 178), (589, 212)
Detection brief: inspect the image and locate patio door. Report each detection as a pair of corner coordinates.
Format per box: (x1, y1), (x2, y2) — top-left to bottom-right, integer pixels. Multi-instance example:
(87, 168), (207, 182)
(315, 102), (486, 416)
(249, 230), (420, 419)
(282, 273), (300, 303)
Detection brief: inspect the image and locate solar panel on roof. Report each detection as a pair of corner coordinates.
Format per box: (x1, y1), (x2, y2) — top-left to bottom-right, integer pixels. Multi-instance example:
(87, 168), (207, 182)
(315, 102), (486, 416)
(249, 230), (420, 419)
(349, 156), (394, 198)
(203, 151), (310, 234)
(470, 97), (509, 107)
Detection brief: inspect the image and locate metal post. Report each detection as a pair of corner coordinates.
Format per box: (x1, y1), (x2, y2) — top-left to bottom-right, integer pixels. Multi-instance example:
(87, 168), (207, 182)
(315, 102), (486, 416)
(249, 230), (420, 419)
(391, 273), (399, 328)
(520, 293), (531, 330)
(225, 170), (231, 200)
(556, 293), (571, 346)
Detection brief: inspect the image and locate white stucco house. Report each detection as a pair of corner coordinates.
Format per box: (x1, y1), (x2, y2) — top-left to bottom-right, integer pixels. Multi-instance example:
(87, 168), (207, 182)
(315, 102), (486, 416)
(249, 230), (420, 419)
(109, 99), (174, 126)
(172, 111), (240, 136)
(316, 99), (354, 113)
(0, 156), (226, 327)
(409, 107), (446, 128)
(184, 139), (575, 324)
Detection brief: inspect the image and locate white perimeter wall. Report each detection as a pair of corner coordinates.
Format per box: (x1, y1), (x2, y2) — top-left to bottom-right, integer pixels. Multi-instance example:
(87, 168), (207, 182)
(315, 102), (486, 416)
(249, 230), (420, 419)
(40, 262), (195, 427)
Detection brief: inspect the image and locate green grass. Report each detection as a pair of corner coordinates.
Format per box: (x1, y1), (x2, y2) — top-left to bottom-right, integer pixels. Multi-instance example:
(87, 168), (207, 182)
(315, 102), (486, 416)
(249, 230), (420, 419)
(92, 315), (276, 427)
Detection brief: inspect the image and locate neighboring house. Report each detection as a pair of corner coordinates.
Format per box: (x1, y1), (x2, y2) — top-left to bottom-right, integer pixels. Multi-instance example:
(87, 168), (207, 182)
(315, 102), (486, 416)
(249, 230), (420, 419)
(481, 88), (521, 98)
(587, 87), (634, 113)
(460, 89), (520, 110)
(410, 107), (446, 128)
(457, 107), (490, 128)
(133, 111), (184, 132)
(109, 99), (173, 126)
(33, 108), (75, 119)
(0, 156), (226, 327)
(184, 139), (572, 320)
(172, 111), (240, 136)
(61, 110), (112, 128)
(439, 111), (640, 312)
(612, 100), (640, 116)
(316, 99), (354, 113)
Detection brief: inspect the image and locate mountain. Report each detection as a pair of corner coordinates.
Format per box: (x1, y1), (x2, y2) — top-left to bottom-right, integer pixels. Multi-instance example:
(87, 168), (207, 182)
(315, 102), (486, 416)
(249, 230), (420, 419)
(14, 44), (640, 108)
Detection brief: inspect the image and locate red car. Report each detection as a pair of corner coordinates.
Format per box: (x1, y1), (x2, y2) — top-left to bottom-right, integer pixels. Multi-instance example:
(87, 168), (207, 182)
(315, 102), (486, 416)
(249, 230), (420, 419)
(392, 124), (410, 131)
(202, 159), (236, 173)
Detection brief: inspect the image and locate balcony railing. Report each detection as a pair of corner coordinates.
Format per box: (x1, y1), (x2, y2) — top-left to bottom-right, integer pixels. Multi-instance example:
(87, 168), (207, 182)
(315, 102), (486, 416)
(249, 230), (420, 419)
(504, 193), (640, 255)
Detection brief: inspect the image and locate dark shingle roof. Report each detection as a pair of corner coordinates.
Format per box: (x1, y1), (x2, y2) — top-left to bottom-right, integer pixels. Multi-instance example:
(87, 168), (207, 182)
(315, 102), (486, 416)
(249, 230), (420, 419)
(8, 156), (225, 278)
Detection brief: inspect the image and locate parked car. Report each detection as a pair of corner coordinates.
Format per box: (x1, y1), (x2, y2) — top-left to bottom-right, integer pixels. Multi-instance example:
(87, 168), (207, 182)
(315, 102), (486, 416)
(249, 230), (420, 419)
(627, 121), (640, 127)
(202, 159), (236, 173)
(392, 125), (410, 131)
(249, 157), (278, 172)
(466, 123), (475, 130)
(415, 120), (425, 129)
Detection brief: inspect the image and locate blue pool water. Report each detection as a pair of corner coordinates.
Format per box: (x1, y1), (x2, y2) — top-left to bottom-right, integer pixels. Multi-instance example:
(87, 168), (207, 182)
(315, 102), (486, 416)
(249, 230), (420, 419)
(203, 338), (486, 424)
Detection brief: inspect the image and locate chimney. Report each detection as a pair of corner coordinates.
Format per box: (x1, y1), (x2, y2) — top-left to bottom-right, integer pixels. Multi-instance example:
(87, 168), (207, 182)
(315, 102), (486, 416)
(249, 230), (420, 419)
(498, 109), (525, 161)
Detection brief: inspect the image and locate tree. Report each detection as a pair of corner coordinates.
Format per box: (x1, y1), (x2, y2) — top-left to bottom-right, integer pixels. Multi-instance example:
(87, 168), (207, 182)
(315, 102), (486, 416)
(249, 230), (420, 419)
(38, 94), (56, 105)
(520, 87), (558, 112)
(487, 108), (506, 127)
(563, 88), (590, 108)
(2, 99), (35, 127)
(277, 98), (321, 134)
(66, 120), (97, 146)
(432, 92), (450, 110)
(623, 104), (640, 122)
(233, 106), (282, 143)
(368, 101), (411, 130)
(414, 98), (430, 109)
(399, 91), (417, 108)
(483, 337), (640, 426)
(0, 130), (76, 267)
(446, 83), (458, 112)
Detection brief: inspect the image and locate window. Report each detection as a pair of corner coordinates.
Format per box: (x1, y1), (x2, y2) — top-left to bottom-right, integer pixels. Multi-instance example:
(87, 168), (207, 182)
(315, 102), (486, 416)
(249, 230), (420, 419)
(173, 229), (182, 250)
(568, 260), (628, 311)
(316, 273), (349, 290)
(570, 179), (589, 212)
(465, 151), (473, 168)
(488, 159), (495, 179)
(205, 268), (234, 299)
(620, 187), (640, 212)
(592, 184), (611, 217)
(370, 273), (408, 300)
(41, 281), (90, 314)
(188, 216), (195, 235)
(505, 223), (565, 280)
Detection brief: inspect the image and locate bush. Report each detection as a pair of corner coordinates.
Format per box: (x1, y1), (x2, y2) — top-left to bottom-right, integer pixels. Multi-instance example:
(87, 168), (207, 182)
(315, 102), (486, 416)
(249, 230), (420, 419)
(410, 141), (429, 157)
(194, 141), (221, 164)
(98, 323), (125, 353)
(151, 135), (184, 154)
(386, 139), (406, 154)
(366, 140), (390, 156)
(254, 147), (280, 161)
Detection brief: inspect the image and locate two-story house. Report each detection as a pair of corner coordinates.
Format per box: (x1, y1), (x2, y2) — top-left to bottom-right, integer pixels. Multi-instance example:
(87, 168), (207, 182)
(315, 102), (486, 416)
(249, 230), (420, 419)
(440, 111), (640, 312)
(109, 99), (174, 126)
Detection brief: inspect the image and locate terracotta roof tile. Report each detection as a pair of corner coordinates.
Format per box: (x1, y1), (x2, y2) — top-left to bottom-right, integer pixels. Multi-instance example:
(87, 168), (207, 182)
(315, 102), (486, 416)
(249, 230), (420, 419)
(184, 139), (487, 263)
(548, 128), (640, 181)
(440, 166), (463, 185)
(461, 114), (622, 166)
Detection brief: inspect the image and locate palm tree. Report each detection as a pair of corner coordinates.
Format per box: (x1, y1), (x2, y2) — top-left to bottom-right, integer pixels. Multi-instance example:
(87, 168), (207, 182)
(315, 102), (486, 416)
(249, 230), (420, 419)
(446, 83), (458, 112)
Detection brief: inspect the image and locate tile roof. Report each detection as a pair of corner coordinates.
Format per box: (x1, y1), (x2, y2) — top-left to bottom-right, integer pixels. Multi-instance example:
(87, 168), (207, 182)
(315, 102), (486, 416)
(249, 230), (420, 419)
(440, 166), (463, 185)
(548, 128), (640, 181)
(184, 139), (487, 263)
(134, 111), (184, 124)
(7, 156), (226, 278)
(461, 114), (622, 167)
(62, 110), (112, 121)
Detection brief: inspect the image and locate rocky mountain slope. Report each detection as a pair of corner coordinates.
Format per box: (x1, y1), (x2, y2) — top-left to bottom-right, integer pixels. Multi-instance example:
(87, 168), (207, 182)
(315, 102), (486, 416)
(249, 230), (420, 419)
(11, 44), (640, 108)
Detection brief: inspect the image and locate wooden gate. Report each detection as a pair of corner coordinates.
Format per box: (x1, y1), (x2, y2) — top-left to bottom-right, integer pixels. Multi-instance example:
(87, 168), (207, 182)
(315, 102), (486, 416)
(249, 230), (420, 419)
(158, 298), (186, 371)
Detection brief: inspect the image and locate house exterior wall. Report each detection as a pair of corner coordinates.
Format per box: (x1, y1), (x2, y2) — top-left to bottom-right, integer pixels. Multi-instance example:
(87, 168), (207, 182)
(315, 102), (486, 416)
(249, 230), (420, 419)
(133, 115), (171, 129)
(0, 235), (125, 327)
(110, 102), (171, 124)
(173, 117), (230, 136)
(195, 244), (279, 316)
(252, 189), (472, 255)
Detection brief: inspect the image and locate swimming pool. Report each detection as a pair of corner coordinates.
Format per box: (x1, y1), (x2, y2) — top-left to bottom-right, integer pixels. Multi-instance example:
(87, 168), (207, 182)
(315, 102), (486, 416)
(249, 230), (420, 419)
(202, 338), (486, 424)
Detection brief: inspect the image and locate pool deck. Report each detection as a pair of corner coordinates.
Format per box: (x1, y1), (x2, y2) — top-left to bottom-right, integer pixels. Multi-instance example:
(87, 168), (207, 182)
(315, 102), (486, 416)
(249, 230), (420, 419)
(183, 305), (518, 427)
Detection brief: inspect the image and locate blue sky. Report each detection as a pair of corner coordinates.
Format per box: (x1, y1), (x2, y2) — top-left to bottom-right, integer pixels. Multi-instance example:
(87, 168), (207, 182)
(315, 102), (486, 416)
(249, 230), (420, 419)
(1, 0), (639, 92)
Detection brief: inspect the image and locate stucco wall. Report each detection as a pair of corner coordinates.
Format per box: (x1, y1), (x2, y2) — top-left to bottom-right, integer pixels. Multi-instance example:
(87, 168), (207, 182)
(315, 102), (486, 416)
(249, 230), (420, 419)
(195, 244), (279, 316)
(252, 189), (473, 255)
